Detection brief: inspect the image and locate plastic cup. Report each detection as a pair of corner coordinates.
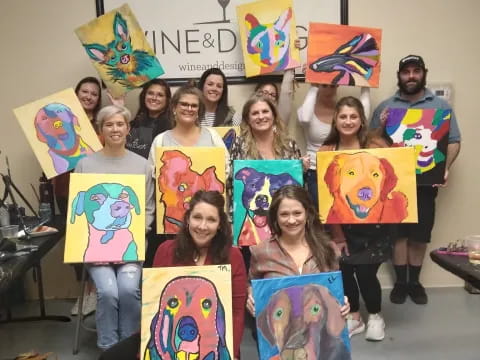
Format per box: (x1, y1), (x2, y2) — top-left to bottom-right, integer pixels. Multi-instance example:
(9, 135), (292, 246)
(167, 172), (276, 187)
(466, 235), (480, 265)
(0, 225), (19, 239)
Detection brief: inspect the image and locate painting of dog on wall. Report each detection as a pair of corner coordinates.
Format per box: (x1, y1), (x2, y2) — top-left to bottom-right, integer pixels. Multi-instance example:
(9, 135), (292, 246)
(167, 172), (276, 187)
(155, 147), (226, 234)
(236, 0), (300, 78)
(316, 147), (417, 224)
(233, 160), (303, 246)
(385, 108), (451, 185)
(252, 271), (351, 360)
(64, 173), (145, 263)
(75, 4), (164, 97)
(141, 266), (233, 360)
(13, 88), (102, 179)
(306, 23), (382, 87)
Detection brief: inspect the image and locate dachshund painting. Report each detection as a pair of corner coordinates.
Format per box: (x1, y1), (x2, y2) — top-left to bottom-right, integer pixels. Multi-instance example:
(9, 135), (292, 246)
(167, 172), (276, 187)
(35, 103), (94, 175)
(157, 150), (225, 233)
(257, 284), (350, 360)
(70, 182), (141, 262)
(144, 276), (231, 360)
(324, 152), (408, 223)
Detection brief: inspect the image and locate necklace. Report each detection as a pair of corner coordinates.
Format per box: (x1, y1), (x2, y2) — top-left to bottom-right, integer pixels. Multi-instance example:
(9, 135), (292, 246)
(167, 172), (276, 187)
(193, 253), (200, 263)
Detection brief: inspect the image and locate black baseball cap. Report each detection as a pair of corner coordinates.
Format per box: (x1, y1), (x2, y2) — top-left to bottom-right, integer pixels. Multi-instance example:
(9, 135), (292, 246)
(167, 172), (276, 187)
(398, 55), (426, 71)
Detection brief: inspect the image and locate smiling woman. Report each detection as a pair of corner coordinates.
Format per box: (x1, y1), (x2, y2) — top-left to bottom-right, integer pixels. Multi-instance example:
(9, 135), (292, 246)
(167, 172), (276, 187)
(153, 190), (247, 360)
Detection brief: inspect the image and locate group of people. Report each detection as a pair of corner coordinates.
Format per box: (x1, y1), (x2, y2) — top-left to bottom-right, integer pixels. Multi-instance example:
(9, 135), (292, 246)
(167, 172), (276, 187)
(55, 53), (461, 358)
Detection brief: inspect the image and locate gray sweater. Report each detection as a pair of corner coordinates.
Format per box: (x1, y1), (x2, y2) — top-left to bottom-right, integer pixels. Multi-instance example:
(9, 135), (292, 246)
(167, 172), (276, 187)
(75, 150), (155, 232)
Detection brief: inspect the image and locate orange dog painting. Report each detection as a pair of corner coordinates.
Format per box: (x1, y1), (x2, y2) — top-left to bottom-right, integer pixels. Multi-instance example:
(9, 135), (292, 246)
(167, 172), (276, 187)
(155, 147), (226, 234)
(317, 148), (417, 224)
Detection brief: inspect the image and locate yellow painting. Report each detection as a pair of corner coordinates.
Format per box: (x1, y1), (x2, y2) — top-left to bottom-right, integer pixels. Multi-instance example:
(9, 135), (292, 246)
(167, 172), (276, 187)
(64, 173), (146, 263)
(141, 266), (233, 360)
(155, 147), (226, 234)
(13, 88), (102, 179)
(212, 126), (240, 151)
(75, 4), (165, 97)
(317, 147), (417, 224)
(236, 0), (300, 77)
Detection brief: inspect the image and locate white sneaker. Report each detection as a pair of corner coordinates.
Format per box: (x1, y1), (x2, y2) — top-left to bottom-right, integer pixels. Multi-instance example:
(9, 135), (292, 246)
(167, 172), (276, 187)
(346, 314), (365, 338)
(365, 313), (385, 341)
(82, 291), (97, 316)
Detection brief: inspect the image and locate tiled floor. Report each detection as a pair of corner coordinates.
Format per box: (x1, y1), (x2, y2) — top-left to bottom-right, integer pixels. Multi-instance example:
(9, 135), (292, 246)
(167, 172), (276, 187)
(0, 287), (479, 359)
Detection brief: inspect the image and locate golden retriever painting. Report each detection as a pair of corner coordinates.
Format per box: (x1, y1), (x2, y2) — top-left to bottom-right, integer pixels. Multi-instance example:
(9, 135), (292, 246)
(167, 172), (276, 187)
(318, 149), (417, 224)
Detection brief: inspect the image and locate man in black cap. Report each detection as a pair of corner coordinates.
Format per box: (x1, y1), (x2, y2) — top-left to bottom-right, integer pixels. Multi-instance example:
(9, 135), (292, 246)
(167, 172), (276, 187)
(370, 55), (461, 305)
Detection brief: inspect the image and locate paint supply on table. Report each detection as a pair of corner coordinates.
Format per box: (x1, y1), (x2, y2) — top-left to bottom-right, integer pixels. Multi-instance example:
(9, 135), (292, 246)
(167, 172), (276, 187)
(465, 235), (480, 265)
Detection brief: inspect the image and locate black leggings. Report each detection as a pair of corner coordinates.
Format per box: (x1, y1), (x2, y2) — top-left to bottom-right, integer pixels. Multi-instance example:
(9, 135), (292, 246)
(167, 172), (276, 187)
(341, 263), (382, 314)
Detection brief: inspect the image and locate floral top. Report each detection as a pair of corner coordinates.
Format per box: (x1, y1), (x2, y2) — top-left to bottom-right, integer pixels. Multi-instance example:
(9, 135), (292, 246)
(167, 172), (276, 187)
(229, 135), (301, 161)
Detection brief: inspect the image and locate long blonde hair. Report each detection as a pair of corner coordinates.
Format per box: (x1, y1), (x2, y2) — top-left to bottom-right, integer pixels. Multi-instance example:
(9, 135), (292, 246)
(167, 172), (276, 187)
(240, 95), (290, 159)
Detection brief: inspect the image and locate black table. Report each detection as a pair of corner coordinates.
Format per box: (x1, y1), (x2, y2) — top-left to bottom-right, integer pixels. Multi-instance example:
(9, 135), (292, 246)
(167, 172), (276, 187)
(430, 250), (480, 290)
(0, 216), (71, 323)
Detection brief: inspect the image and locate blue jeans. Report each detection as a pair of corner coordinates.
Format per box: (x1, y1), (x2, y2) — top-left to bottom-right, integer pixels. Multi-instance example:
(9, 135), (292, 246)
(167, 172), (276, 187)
(305, 169), (319, 211)
(87, 263), (141, 350)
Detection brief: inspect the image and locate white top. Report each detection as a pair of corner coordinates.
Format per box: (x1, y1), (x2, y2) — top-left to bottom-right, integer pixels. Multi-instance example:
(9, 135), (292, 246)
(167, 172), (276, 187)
(297, 86), (332, 170)
(200, 112), (216, 127)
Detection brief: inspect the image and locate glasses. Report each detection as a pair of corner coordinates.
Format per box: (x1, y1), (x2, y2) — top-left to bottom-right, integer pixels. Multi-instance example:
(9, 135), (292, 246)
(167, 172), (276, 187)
(256, 90), (278, 100)
(178, 101), (199, 110)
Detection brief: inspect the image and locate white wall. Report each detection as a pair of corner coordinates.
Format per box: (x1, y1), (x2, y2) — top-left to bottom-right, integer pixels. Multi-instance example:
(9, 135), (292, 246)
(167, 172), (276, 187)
(1, 0), (478, 298)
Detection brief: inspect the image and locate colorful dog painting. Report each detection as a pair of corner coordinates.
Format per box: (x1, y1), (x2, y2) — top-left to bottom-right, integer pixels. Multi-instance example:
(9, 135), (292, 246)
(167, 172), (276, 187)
(13, 88), (102, 179)
(306, 23), (382, 87)
(317, 148), (418, 224)
(141, 266), (233, 360)
(213, 127), (240, 151)
(156, 148), (226, 234)
(34, 103), (94, 174)
(252, 272), (351, 360)
(233, 160), (303, 246)
(385, 108), (451, 185)
(236, 0), (300, 77)
(65, 173), (145, 263)
(76, 4), (164, 97)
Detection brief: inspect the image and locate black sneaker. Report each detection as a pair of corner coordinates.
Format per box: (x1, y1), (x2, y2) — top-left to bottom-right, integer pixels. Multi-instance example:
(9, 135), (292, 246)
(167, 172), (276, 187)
(390, 283), (408, 304)
(408, 282), (428, 304)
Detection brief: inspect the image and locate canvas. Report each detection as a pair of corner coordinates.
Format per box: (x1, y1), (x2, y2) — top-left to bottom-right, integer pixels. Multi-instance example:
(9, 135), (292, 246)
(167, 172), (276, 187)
(252, 271), (351, 360)
(213, 126), (240, 151)
(385, 108), (451, 185)
(141, 266), (233, 360)
(316, 147), (418, 224)
(13, 88), (102, 179)
(233, 160), (303, 246)
(155, 147), (226, 234)
(306, 23), (382, 87)
(75, 4), (165, 98)
(236, 0), (300, 78)
(64, 173), (145, 263)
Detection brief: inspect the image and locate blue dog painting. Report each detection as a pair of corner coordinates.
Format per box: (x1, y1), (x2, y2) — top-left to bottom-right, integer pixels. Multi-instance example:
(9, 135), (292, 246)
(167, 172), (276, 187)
(252, 272), (351, 360)
(76, 4), (164, 97)
(232, 160), (303, 246)
(66, 174), (145, 263)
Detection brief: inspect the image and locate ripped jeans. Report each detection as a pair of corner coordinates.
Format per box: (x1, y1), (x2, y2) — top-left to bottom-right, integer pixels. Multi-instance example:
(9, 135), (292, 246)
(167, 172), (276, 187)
(87, 263), (141, 350)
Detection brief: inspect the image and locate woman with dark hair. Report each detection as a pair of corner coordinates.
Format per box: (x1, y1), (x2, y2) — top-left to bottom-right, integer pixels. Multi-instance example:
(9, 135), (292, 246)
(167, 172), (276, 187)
(319, 96), (393, 342)
(75, 76), (102, 129)
(126, 79), (172, 159)
(197, 67), (236, 126)
(54, 76), (102, 316)
(153, 190), (247, 360)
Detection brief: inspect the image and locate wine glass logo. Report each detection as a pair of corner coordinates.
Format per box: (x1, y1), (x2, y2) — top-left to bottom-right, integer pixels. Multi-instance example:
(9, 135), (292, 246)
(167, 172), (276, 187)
(194, 0), (231, 24)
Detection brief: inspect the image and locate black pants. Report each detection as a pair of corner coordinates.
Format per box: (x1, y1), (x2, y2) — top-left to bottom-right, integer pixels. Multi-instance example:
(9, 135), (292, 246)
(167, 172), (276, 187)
(341, 262), (382, 314)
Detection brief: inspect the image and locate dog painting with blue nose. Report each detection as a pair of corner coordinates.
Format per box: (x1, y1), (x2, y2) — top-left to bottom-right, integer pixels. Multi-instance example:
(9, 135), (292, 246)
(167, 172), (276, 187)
(144, 276), (231, 360)
(233, 160), (303, 246)
(70, 182), (141, 262)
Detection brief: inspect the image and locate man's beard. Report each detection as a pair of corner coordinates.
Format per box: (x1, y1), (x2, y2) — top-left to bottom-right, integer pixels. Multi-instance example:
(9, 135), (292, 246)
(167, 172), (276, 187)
(397, 74), (426, 95)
